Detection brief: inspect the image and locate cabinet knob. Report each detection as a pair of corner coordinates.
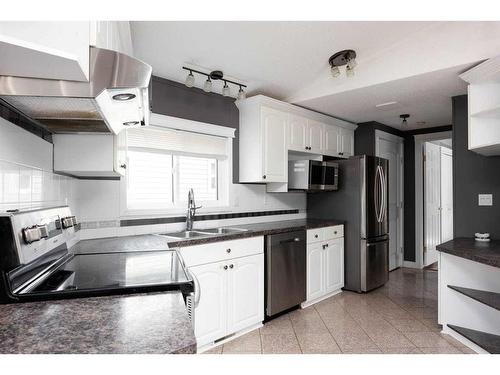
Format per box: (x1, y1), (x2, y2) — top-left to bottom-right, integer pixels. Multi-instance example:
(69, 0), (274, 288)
(326, 243), (329, 248)
(315, 234), (318, 238)
(338, 152), (344, 156)
(120, 164), (127, 169)
(334, 231), (337, 234)
(226, 248), (231, 253)
(229, 264), (234, 269)
(223, 265), (228, 270)
(263, 175), (266, 179)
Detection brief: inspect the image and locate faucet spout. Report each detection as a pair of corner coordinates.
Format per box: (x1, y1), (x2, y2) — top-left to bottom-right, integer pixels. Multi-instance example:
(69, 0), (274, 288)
(186, 188), (202, 231)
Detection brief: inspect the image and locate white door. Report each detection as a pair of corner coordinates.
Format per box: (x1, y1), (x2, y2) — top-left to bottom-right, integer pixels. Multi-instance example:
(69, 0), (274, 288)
(340, 128), (354, 158)
(306, 242), (324, 301)
(288, 114), (308, 152)
(324, 124), (341, 156)
(226, 254), (264, 334)
(308, 120), (324, 154)
(189, 261), (227, 347)
(440, 147), (453, 243)
(376, 131), (404, 271)
(324, 238), (344, 293)
(261, 107), (287, 182)
(424, 142), (441, 266)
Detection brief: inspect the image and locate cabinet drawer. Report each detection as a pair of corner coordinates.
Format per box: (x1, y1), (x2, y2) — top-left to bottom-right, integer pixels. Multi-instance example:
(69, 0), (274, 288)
(324, 225), (343, 240)
(179, 236), (264, 267)
(307, 228), (324, 243)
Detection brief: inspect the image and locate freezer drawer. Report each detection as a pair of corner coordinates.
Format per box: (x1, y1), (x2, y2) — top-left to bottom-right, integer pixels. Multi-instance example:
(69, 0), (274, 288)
(360, 237), (389, 292)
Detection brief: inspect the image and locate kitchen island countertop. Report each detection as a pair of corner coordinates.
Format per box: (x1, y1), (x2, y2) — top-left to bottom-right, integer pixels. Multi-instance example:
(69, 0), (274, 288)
(0, 291), (196, 354)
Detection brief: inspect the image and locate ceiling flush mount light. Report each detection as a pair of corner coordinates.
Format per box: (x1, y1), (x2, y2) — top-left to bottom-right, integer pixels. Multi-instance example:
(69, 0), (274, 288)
(185, 70), (195, 88)
(329, 49), (357, 78)
(400, 114), (410, 126)
(182, 67), (246, 98)
(112, 93), (136, 101)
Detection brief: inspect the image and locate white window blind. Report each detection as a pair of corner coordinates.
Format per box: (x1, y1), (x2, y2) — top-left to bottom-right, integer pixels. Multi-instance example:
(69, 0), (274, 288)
(127, 126), (228, 159)
(125, 125), (229, 211)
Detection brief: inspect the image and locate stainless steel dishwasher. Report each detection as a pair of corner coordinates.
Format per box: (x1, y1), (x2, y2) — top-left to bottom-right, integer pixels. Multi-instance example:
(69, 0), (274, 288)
(265, 230), (306, 318)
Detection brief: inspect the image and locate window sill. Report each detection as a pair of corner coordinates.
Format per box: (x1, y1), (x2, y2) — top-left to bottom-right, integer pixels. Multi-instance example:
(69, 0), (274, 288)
(120, 205), (234, 219)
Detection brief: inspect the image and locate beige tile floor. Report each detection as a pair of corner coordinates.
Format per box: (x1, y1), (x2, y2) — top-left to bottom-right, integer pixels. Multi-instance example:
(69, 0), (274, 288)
(203, 267), (476, 354)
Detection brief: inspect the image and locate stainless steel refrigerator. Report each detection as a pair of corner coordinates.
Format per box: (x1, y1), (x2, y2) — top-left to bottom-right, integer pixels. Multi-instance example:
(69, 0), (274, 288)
(307, 155), (389, 292)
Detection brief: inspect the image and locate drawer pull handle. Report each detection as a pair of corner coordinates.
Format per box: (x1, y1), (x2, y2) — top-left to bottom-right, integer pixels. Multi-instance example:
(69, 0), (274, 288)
(223, 265), (228, 270)
(229, 264), (234, 269)
(226, 248), (231, 253)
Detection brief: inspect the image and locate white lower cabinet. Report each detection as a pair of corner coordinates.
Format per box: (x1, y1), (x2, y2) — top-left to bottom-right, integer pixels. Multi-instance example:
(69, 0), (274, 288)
(304, 226), (344, 306)
(180, 237), (264, 348)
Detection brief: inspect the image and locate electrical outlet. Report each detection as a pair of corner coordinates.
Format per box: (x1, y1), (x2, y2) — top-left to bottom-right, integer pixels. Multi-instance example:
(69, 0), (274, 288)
(478, 194), (493, 206)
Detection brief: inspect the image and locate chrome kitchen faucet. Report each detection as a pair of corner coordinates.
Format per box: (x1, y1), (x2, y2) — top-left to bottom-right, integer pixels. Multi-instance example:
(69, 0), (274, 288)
(186, 188), (202, 231)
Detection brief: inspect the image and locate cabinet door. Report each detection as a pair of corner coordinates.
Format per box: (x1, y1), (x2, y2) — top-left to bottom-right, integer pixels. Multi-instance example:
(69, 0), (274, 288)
(288, 114), (308, 152)
(306, 242), (324, 301)
(189, 262), (228, 347)
(308, 120), (324, 154)
(227, 254), (264, 334)
(340, 128), (354, 158)
(114, 130), (128, 177)
(261, 107), (287, 182)
(324, 124), (341, 156)
(324, 238), (344, 293)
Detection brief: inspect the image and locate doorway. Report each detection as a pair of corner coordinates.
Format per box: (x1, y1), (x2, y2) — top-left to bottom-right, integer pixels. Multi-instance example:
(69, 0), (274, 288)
(375, 130), (404, 271)
(423, 139), (453, 267)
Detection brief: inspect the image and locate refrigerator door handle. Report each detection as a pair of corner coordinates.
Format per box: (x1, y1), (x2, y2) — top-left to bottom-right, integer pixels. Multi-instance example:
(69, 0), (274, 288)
(380, 166), (387, 223)
(374, 166), (381, 223)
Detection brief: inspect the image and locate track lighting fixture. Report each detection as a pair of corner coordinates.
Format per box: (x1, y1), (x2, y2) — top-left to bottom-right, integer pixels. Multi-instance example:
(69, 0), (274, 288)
(400, 114), (410, 126)
(182, 67), (246, 98)
(185, 70), (195, 88)
(328, 49), (357, 78)
(203, 76), (212, 93)
(237, 85), (246, 100)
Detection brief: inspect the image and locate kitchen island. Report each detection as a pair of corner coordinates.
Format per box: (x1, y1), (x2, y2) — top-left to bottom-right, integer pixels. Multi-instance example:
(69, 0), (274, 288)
(437, 238), (500, 354)
(0, 291), (196, 354)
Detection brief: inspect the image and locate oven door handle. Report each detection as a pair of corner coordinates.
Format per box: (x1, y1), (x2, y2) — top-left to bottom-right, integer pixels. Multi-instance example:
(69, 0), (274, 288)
(189, 270), (201, 307)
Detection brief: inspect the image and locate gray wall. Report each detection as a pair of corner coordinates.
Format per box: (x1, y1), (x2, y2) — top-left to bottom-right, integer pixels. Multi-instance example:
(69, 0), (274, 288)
(151, 76), (240, 182)
(453, 95), (500, 238)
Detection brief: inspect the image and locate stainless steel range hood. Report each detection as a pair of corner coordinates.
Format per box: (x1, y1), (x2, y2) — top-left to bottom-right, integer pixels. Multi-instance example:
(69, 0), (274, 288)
(0, 47), (152, 134)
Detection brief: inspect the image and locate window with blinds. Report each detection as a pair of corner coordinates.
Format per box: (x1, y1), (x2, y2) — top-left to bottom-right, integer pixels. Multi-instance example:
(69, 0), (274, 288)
(125, 126), (229, 210)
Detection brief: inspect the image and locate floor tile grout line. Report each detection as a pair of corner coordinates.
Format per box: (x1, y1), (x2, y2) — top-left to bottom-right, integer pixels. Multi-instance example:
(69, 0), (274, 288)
(313, 301), (345, 353)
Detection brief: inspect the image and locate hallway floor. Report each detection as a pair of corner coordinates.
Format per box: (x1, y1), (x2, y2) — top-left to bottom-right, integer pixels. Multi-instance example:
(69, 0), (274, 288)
(203, 268), (475, 354)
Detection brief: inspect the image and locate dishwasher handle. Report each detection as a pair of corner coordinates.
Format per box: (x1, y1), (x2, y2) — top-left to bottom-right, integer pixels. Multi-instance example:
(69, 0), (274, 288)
(279, 237), (302, 245)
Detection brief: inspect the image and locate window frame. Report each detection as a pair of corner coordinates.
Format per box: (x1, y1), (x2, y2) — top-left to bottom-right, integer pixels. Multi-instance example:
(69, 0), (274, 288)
(120, 114), (234, 217)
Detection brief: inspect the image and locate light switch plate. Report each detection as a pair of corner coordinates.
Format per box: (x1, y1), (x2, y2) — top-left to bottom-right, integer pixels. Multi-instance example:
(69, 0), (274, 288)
(478, 194), (493, 206)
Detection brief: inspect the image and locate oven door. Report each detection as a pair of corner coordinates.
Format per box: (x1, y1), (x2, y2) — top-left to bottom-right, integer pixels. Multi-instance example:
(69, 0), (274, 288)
(322, 162), (339, 190)
(308, 161), (324, 190)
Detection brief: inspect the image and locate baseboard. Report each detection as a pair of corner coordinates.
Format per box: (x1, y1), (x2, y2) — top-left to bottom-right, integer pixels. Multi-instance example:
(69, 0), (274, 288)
(403, 260), (422, 269)
(196, 322), (263, 354)
(441, 325), (486, 354)
(300, 289), (343, 309)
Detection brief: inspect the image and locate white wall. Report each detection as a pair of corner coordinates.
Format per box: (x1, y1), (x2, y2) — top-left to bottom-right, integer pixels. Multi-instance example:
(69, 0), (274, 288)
(0, 117), (77, 212)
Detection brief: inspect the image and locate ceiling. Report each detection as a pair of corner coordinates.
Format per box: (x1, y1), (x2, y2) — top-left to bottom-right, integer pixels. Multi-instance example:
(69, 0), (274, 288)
(131, 21), (500, 129)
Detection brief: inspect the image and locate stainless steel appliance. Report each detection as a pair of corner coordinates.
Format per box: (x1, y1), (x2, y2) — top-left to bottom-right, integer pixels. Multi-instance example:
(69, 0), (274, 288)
(0, 47), (152, 134)
(307, 155), (389, 292)
(288, 160), (339, 192)
(0, 206), (194, 315)
(265, 230), (306, 317)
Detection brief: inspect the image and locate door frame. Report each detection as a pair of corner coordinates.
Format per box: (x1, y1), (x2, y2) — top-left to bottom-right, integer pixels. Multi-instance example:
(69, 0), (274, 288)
(414, 131), (452, 269)
(374, 130), (404, 270)
(440, 146), (453, 243)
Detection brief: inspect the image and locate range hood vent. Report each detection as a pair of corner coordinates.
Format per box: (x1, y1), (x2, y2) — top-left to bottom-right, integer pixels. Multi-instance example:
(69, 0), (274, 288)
(0, 47), (152, 134)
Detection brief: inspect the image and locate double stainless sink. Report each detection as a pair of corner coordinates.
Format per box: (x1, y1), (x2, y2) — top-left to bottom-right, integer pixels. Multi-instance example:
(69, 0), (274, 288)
(158, 227), (248, 240)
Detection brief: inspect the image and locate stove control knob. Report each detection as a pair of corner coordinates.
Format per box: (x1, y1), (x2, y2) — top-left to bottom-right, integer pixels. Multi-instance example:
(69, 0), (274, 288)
(38, 224), (49, 239)
(61, 217), (74, 229)
(22, 226), (41, 244)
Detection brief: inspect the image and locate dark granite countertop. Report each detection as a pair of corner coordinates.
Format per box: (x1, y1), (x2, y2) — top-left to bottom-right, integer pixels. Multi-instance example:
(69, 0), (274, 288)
(0, 291), (196, 354)
(165, 218), (344, 247)
(71, 234), (171, 254)
(436, 238), (500, 269)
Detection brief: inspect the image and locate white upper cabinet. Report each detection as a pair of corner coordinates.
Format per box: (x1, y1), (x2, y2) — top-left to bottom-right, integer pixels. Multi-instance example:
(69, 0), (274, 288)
(0, 22), (90, 81)
(237, 95), (357, 185)
(308, 120), (324, 154)
(460, 55), (500, 156)
(261, 107), (288, 182)
(288, 114), (308, 152)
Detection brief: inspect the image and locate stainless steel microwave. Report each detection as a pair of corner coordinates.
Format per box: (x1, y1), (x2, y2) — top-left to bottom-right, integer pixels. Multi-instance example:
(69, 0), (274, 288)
(288, 160), (339, 191)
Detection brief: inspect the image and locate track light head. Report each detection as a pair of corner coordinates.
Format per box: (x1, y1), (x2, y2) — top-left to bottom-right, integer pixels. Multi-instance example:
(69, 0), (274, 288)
(400, 114), (410, 126)
(237, 86), (246, 100)
(185, 70), (195, 88)
(203, 77), (212, 93)
(329, 49), (357, 78)
(222, 81), (230, 97)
